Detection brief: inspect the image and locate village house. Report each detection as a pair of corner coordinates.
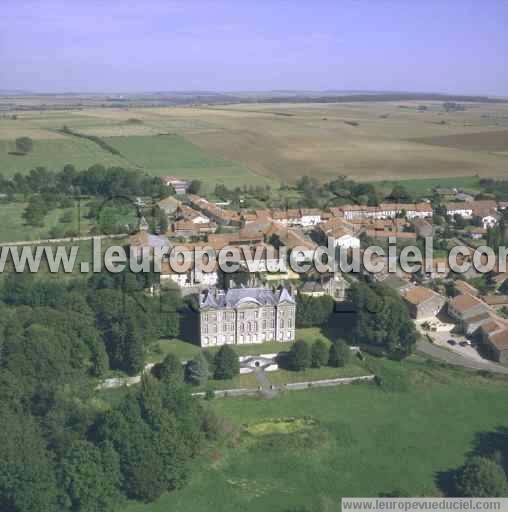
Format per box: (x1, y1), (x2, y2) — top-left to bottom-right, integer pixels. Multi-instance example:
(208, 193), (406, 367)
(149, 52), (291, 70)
(299, 208), (322, 227)
(160, 260), (219, 290)
(448, 293), (491, 334)
(318, 218), (360, 249)
(171, 219), (215, 237)
(445, 202), (474, 218)
(199, 287), (296, 346)
(338, 202), (432, 221)
(129, 226), (170, 259)
(365, 229), (416, 241)
(412, 218), (433, 238)
(465, 226), (487, 240)
(446, 200), (498, 223)
(299, 273), (350, 301)
(478, 318), (508, 363)
(187, 195), (242, 226)
(402, 286), (445, 320)
(158, 196), (180, 215)
(454, 280), (479, 297)
(160, 176), (190, 195)
(176, 204), (211, 224)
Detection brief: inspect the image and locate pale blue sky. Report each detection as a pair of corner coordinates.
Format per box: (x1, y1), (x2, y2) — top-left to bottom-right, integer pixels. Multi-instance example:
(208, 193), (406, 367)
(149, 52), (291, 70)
(1, 0), (507, 95)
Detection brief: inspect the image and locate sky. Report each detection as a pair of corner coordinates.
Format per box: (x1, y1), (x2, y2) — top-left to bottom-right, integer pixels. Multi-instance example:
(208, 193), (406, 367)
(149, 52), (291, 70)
(1, 0), (507, 95)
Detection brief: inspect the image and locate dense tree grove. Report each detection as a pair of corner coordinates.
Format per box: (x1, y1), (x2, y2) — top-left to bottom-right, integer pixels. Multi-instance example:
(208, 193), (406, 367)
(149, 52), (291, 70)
(296, 294), (335, 327)
(350, 282), (417, 357)
(0, 164), (168, 198)
(0, 271), (212, 511)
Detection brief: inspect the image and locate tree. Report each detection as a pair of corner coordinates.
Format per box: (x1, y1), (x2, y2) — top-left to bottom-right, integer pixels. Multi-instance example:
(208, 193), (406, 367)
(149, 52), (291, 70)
(268, 233), (284, 250)
(22, 195), (49, 227)
(156, 353), (183, 384)
(389, 185), (413, 203)
(328, 339), (351, 367)
(287, 340), (311, 371)
(351, 282), (417, 357)
(445, 282), (458, 298)
(15, 136), (33, 154)
(60, 440), (121, 512)
(311, 339), (328, 368)
(185, 353), (209, 386)
(296, 295), (334, 327)
(453, 213), (467, 229)
(0, 407), (58, 512)
(188, 180), (202, 194)
(213, 345), (240, 380)
(454, 456), (508, 497)
(123, 323), (145, 375)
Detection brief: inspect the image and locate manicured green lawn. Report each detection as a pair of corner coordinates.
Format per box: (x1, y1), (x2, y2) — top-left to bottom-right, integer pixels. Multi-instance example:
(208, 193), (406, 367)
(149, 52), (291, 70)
(125, 358), (508, 512)
(197, 372), (260, 392)
(148, 328), (331, 365)
(268, 363), (368, 385)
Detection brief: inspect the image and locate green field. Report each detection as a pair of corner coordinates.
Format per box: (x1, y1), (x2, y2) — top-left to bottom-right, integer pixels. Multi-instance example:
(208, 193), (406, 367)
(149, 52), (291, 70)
(125, 358), (508, 511)
(104, 134), (274, 189)
(0, 137), (128, 177)
(377, 175), (483, 198)
(0, 201), (92, 243)
(3, 101), (508, 186)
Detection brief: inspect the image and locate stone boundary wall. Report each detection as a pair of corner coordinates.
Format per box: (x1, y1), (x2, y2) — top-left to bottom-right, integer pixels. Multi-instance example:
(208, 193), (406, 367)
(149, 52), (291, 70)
(0, 233), (127, 247)
(283, 374), (375, 390)
(191, 374), (376, 398)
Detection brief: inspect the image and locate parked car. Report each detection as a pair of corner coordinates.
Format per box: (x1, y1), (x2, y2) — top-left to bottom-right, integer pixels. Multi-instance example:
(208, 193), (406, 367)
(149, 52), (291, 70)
(447, 339), (456, 346)
(459, 341), (469, 347)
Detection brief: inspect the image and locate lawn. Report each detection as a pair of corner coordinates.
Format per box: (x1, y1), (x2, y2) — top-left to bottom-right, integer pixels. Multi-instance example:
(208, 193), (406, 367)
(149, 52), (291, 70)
(197, 372), (260, 392)
(125, 357), (508, 511)
(267, 363), (368, 385)
(147, 328), (329, 364)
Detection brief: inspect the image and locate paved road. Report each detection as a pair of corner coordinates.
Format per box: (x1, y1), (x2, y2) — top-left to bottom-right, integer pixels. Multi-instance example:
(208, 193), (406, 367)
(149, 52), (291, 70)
(416, 339), (508, 375)
(254, 368), (278, 398)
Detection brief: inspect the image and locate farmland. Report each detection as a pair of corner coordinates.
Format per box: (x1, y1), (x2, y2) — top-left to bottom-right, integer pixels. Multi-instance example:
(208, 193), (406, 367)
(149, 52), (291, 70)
(1, 99), (508, 186)
(125, 358), (508, 512)
(0, 201), (92, 243)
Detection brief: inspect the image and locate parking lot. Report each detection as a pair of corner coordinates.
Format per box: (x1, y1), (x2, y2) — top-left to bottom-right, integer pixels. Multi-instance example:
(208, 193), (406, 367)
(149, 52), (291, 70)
(416, 321), (489, 363)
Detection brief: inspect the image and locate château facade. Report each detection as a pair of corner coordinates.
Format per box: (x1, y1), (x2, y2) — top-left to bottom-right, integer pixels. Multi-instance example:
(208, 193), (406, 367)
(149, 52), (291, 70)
(199, 287), (296, 347)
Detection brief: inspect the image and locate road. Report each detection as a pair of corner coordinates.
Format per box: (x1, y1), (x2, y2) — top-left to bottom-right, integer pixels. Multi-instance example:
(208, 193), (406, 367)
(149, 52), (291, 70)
(253, 368), (278, 398)
(0, 233), (127, 247)
(416, 338), (508, 375)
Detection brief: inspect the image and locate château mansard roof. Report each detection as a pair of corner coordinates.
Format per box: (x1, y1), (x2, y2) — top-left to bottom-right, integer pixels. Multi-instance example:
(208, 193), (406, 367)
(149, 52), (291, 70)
(200, 287), (294, 310)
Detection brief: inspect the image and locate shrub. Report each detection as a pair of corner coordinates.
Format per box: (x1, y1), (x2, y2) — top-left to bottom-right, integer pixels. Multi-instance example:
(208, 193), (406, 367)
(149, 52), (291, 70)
(328, 339), (351, 368)
(311, 339), (328, 368)
(287, 340), (311, 371)
(213, 345), (239, 380)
